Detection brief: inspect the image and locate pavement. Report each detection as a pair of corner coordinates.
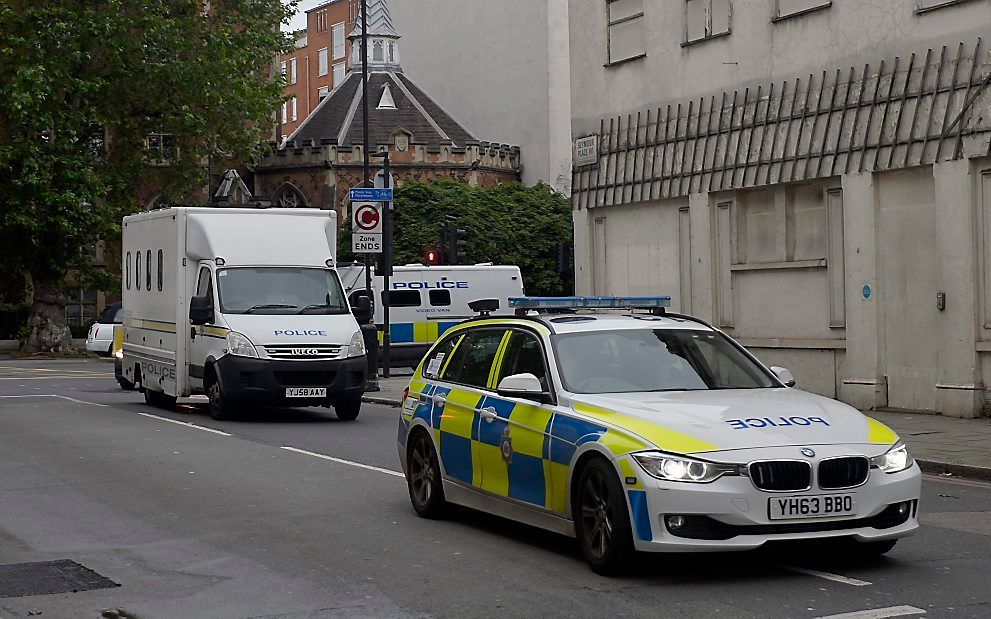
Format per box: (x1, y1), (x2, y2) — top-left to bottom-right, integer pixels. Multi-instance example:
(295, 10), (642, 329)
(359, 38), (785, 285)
(363, 375), (991, 482)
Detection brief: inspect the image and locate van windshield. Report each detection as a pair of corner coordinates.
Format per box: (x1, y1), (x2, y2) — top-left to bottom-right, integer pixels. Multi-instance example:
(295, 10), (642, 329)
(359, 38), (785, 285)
(553, 328), (776, 394)
(217, 268), (348, 315)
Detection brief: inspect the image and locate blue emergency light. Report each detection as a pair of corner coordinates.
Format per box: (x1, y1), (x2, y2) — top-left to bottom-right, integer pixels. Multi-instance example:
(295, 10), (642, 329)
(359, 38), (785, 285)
(508, 296), (672, 310)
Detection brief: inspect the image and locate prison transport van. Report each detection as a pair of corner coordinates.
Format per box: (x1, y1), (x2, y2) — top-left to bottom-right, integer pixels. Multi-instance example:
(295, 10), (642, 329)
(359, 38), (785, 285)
(121, 207), (368, 421)
(338, 263), (524, 366)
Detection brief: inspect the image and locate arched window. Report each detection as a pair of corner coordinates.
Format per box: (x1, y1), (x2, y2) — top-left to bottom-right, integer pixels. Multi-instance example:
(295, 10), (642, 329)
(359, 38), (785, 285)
(273, 184), (308, 208)
(373, 40), (384, 62)
(388, 42), (395, 63)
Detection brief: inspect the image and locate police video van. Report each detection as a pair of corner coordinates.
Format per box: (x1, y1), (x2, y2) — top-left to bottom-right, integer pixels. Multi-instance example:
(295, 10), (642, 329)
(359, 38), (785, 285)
(338, 263), (524, 366)
(121, 207), (368, 421)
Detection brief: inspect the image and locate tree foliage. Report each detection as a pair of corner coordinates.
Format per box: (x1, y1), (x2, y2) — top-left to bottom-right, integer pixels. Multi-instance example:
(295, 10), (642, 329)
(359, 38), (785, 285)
(0, 0), (295, 351)
(339, 180), (575, 297)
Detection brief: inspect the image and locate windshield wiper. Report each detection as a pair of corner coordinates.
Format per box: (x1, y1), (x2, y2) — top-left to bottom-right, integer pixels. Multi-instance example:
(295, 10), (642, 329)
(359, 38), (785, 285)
(244, 303), (298, 314)
(297, 304), (346, 314)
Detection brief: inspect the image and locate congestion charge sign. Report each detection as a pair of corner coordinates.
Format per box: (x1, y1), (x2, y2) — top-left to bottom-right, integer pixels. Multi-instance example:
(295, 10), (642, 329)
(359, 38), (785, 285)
(351, 202), (382, 253)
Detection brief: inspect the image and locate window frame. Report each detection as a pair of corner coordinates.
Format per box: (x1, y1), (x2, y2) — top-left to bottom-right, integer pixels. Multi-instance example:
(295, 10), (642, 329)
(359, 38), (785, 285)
(332, 62), (345, 87)
(332, 22), (346, 59)
(421, 332), (463, 379)
(135, 251), (142, 291)
(683, 0), (732, 47)
(606, 0), (646, 66)
(318, 85), (330, 100)
(494, 328), (556, 400)
(157, 249), (164, 292)
(125, 251), (131, 290)
(290, 57), (297, 84)
(439, 327), (509, 390)
(317, 47), (329, 77)
(383, 289), (421, 308)
(281, 102), (287, 125)
(428, 289), (452, 307)
(145, 250), (152, 291)
(291, 96), (297, 122)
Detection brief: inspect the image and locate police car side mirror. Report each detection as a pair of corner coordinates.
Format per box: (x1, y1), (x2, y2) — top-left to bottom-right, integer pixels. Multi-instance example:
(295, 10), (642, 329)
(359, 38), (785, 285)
(497, 373), (552, 404)
(771, 366), (796, 388)
(189, 295), (213, 326)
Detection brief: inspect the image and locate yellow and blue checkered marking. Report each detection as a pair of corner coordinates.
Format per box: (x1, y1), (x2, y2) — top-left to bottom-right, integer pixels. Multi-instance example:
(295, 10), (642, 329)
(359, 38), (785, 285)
(383, 321), (463, 345)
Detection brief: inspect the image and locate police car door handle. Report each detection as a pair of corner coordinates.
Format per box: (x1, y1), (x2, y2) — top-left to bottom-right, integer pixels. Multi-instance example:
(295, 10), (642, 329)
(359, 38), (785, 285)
(480, 407), (498, 422)
(433, 394), (447, 406)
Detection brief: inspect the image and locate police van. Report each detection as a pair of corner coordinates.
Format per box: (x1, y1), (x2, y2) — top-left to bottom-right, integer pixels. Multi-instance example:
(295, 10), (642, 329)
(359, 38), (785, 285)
(121, 207), (369, 421)
(338, 263), (524, 367)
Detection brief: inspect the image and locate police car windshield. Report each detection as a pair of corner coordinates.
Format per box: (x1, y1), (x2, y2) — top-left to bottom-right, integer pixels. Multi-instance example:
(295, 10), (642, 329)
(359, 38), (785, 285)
(554, 329), (776, 394)
(217, 268), (348, 315)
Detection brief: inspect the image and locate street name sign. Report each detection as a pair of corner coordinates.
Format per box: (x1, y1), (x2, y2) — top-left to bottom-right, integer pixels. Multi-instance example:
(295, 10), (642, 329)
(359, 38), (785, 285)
(574, 135), (598, 167)
(349, 187), (394, 202)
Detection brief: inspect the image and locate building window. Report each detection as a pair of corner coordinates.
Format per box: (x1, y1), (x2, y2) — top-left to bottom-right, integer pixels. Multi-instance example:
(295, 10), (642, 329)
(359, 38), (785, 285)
(685, 0), (731, 44)
(916, 0), (975, 12)
(318, 86), (330, 100)
(388, 42), (395, 63)
(332, 63), (345, 87)
(291, 97), (297, 121)
(774, 0), (830, 20)
(607, 0), (645, 64)
(65, 288), (97, 327)
(735, 185), (827, 265)
(332, 22), (345, 59)
(281, 102), (287, 125)
(318, 47), (328, 76)
(290, 57), (297, 84)
(147, 133), (175, 159)
(280, 60), (287, 77)
(316, 9), (327, 32)
(372, 40), (384, 62)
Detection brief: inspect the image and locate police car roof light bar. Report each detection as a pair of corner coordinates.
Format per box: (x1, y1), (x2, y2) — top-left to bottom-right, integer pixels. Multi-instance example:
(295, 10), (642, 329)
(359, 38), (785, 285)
(509, 296), (672, 315)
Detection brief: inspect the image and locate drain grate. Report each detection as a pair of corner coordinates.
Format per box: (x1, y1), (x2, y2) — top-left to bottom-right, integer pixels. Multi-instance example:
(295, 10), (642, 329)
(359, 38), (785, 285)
(0, 559), (119, 598)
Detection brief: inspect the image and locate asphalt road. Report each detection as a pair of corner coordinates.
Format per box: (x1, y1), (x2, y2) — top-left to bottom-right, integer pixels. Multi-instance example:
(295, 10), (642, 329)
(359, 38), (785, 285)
(1, 358), (990, 619)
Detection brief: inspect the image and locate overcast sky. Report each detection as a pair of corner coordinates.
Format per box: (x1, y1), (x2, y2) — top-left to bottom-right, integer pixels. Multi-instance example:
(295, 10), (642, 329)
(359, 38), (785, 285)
(283, 0), (326, 33)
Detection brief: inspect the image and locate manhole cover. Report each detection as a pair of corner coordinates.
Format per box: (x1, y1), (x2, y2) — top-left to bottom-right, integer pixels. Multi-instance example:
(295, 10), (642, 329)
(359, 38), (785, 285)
(0, 559), (119, 598)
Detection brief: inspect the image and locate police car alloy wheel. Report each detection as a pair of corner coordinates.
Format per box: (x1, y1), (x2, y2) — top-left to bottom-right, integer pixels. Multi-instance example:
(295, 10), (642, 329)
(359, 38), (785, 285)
(575, 457), (634, 574)
(407, 430), (447, 518)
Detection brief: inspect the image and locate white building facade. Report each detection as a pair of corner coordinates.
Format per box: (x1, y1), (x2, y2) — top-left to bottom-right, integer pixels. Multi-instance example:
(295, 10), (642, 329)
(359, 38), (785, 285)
(389, 0), (573, 192)
(570, 0), (991, 417)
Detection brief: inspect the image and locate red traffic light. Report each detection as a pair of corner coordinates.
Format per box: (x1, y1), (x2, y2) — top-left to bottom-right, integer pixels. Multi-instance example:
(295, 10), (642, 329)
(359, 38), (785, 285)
(422, 246), (442, 265)
(427, 250), (437, 262)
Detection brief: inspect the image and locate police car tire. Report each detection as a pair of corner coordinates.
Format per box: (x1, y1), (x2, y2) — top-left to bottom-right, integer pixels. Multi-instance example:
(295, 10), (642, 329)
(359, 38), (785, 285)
(334, 397), (361, 421)
(406, 430), (447, 518)
(574, 458), (635, 575)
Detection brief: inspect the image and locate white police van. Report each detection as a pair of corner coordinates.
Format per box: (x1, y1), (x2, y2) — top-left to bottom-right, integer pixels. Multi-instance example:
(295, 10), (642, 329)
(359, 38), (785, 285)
(338, 263), (524, 367)
(121, 207), (369, 421)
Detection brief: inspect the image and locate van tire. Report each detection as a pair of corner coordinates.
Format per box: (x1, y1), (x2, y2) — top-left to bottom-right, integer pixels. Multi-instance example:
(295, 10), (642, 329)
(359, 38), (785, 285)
(117, 377), (136, 390)
(205, 370), (235, 421)
(334, 396), (361, 421)
(144, 388), (175, 409)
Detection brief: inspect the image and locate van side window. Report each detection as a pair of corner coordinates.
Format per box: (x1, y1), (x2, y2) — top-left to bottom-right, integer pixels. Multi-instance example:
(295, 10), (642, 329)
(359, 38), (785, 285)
(422, 333), (461, 378)
(157, 249), (163, 292)
(385, 290), (420, 308)
(497, 330), (549, 391)
(429, 290), (451, 307)
(125, 252), (131, 290)
(444, 329), (506, 388)
(196, 267), (213, 304)
(135, 252), (142, 291)
(145, 250), (152, 291)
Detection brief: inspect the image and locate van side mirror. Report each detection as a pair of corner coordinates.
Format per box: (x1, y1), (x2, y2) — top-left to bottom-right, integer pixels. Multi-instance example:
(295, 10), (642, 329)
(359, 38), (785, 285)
(771, 366), (796, 387)
(352, 295), (373, 325)
(497, 373), (552, 404)
(189, 295), (213, 325)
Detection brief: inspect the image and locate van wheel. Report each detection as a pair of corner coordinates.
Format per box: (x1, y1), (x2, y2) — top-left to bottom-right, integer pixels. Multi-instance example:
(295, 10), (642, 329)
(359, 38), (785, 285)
(143, 388), (175, 409)
(117, 377), (135, 390)
(334, 396), (361, 421)
(205, 371), (235, 421)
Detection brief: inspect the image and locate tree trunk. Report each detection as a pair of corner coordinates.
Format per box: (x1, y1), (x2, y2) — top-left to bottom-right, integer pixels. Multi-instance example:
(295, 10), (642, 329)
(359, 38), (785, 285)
(22, 271), (74, 354)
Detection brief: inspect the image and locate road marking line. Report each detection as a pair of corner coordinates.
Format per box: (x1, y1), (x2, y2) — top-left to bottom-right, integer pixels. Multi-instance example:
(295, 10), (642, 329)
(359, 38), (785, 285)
(0, 375), (109, 380)
(813, 605), (926, 619)
(785, 566), (872, 586)
(138, 412), (231, 436)
(0, 394), (108, 407)
(281, 446), (405, 478)
(923, 473), (991, 488)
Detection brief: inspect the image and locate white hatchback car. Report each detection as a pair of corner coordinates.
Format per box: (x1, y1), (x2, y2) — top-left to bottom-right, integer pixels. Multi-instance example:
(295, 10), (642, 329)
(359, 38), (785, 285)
(398, 296), (921, 574)
(85, 302), (122, 355)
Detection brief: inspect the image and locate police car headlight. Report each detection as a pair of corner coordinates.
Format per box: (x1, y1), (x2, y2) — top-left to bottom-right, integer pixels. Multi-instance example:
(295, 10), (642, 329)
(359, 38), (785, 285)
(633, 452), (738, 483)
(871, 442), (913, 474)
(226, 331), (259, 358)
(346, 330), (366, 358)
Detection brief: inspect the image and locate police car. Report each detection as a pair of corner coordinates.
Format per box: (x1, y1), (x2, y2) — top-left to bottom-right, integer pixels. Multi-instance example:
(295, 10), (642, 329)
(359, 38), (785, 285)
(397, 296), (921, 574)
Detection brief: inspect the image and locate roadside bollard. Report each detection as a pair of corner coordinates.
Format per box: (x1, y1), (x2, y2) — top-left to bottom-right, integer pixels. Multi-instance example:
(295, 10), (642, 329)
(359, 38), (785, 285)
(362, 323), (380, 392)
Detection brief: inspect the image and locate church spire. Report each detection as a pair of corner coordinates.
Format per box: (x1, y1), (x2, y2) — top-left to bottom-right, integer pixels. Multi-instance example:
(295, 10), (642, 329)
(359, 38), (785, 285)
(349, 0), (402, 71)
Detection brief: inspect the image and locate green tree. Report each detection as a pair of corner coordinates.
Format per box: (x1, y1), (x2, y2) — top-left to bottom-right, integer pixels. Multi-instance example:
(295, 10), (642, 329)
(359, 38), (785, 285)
(339, 179), (574, 296)
(0, 0), (294, 352)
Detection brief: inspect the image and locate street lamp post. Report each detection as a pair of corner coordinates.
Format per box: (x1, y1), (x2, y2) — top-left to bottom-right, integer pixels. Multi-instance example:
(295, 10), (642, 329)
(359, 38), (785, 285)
(360, 0), (372, 301)
(371, 150), (392, 378)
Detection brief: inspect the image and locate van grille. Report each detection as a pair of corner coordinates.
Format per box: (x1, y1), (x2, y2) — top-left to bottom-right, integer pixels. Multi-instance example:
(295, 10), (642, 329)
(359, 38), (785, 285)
(818, 456), (870, 489)
(748, 461), (812, 492)
(263, 344), (344, 361)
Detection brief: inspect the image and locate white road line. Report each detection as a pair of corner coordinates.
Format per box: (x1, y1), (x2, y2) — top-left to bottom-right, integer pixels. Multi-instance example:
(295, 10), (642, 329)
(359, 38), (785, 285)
(923, 473), (991, 489)
(785, 566), (872, 586)
(814, 605), (926, 619)
(0, 394), (108, 407)
(138, 412), (231, 436)
(280, 446), (405, 478)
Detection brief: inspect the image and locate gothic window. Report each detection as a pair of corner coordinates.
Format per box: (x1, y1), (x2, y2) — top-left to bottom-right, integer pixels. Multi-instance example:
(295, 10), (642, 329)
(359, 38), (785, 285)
(388, 42), (395, 63)
(274, 184), (308, 208)
(373, 40), (384, 62)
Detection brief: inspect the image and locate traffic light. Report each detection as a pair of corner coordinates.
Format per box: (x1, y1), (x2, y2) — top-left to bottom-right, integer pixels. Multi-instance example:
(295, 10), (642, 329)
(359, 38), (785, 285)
(446, 222), (467, 265)
(422, 246), (441, 265)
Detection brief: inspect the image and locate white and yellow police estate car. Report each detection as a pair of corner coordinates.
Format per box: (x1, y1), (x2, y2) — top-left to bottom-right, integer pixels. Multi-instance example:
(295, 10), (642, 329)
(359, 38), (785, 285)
(397, 296), (921, 574)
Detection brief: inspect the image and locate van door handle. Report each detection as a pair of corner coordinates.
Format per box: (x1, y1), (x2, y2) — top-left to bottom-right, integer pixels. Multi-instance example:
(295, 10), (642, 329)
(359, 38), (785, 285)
(480, 407), (498, 422)
(433, 395), (447, 406)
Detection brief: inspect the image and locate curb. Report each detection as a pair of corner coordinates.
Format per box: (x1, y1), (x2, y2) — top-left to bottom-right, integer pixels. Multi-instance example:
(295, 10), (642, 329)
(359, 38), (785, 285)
(916, 458), (991, 483)
(362, 395), (402, 407)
